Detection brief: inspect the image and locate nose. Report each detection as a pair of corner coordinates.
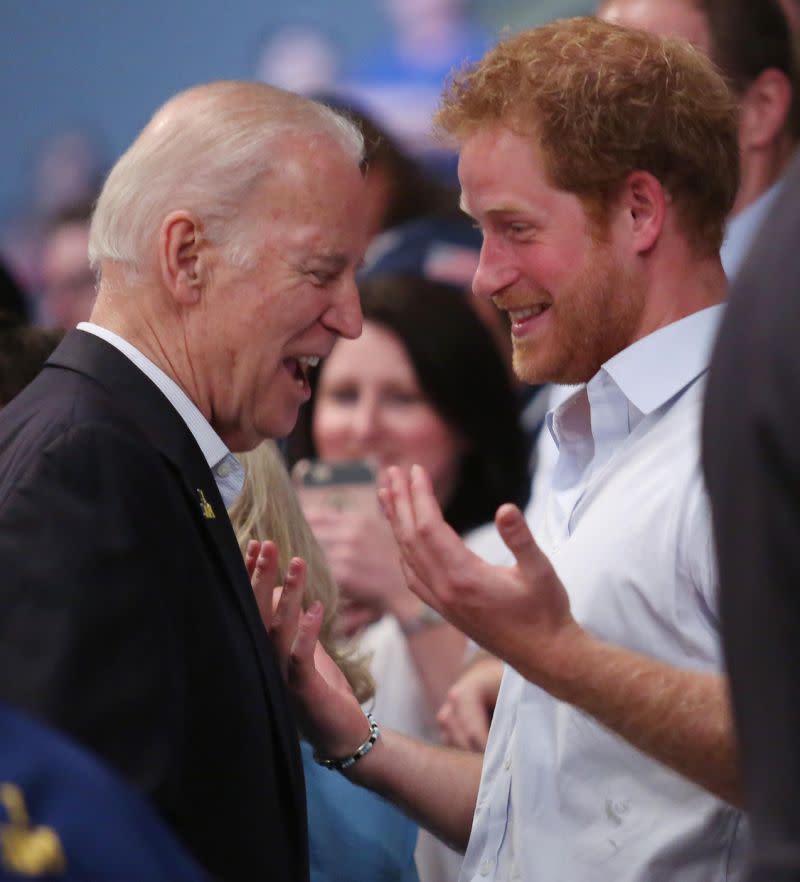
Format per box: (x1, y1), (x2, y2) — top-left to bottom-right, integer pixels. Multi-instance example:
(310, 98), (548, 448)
(350, 394), (381, 444)
(323, 275), (363, 340)
(472, 236), (519, 301)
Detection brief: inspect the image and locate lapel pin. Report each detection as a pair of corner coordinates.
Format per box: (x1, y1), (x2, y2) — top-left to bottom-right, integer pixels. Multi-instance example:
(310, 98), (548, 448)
(197, 488), (216, 519)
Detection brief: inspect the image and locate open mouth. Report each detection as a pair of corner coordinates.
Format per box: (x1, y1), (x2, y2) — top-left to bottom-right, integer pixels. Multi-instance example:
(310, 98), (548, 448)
(282, 355), (319, 395)
(507, 303), (551, 336)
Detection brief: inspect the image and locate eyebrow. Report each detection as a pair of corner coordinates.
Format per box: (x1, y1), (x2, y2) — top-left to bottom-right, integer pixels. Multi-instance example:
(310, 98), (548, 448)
(458, 196), (530, 219)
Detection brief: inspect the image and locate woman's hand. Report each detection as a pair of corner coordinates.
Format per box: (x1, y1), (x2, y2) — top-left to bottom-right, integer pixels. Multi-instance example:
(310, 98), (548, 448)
(246, 539), (373, 758)
(437, 654), (504, 752)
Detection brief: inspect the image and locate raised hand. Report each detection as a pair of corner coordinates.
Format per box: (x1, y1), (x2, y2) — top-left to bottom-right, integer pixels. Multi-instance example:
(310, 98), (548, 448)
(379, 464), (582, 682)
(246, 540), (374, 760)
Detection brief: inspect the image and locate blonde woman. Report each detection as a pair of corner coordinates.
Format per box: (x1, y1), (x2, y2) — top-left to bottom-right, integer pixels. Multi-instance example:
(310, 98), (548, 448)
(228, 441), (420, 882)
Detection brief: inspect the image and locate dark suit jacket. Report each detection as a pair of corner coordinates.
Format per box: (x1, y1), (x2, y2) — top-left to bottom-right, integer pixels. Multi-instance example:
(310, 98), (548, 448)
(703, 152), (800, 882)
(0, 330), (309, 882)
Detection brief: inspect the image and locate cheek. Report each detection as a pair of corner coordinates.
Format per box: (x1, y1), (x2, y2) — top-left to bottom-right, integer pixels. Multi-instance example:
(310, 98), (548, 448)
(396, 411), (462, 477)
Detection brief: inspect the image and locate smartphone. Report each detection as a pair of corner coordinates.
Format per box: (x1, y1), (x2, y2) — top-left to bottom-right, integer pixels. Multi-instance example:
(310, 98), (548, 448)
(293, 458), (378, 513)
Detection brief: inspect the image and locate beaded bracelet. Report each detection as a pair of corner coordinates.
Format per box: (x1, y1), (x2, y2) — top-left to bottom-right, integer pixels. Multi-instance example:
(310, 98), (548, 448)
(312, 713), (381, 771)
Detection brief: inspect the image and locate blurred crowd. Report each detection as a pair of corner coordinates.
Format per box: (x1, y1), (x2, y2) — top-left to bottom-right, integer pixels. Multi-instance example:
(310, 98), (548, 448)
(1, 2), (800, 882)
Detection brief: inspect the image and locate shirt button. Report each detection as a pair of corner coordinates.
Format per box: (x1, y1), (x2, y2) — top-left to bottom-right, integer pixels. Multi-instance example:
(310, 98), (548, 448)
(504, 754), (512, 770)
(217, 462), (231, 478)
(479, 860), (493, 876)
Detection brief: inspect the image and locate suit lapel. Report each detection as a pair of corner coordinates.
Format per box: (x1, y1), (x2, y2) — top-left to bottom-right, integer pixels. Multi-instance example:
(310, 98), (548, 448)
(48, 333), (305, 815)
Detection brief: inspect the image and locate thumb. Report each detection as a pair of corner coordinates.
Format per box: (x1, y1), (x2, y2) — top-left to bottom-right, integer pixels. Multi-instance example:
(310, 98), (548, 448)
(495, 504), (543, 573)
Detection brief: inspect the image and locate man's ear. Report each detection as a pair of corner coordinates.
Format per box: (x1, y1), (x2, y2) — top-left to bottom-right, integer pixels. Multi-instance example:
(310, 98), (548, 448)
(158, 211), (204, 305)
(739, 69), (792, 150)
(618, 170), (666, 256)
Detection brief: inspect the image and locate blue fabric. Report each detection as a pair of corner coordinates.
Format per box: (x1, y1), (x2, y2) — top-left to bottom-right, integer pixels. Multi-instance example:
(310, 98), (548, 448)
(0, 703), (204, 881)
(361, 217), (482, 282)
(344, 27), (490, 88)
(302, 741), (420, 882)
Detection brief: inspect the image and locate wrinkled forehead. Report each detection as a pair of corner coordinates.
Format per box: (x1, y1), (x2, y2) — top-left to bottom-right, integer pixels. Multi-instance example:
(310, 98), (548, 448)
(242, 142), (369, 264)
(249, 135), (365, 218)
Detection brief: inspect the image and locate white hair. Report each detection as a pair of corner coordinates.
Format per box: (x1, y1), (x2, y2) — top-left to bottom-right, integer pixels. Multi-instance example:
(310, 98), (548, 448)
(88, 81), (364, 278)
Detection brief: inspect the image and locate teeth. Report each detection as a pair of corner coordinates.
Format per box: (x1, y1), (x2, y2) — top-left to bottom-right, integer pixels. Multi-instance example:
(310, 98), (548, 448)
(297, 355), (320, 368)
(508, 305), (546, 321)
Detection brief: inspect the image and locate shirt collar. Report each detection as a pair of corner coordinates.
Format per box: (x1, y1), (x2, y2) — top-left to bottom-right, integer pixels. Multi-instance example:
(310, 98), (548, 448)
(599, 304), (725, 417)
(76, 322), (244, 506)
(721, 178), (784, 279)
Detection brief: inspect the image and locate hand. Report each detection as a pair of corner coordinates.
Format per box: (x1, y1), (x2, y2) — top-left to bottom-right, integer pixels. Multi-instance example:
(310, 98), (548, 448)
(246, 539), (373, 758)
(437, 654), (504, 752)
(379, 465), (583, 683)
(245, 540), (284, 631)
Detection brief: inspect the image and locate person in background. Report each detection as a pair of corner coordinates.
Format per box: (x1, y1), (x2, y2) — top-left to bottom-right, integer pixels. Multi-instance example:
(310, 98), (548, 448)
(290, 272), (529, 882)
(0, 260), (29, 321)
(0, 80), (369, 882)
(598, 0), (798, 278)
(255, 22), (342, 98)
(313, 99), (461, 244)
(779, 0), (800, 34)
(275, 18), (749, 882)
(338, 0), (491, 157)
(0, 312), (63, 409)
(38, 201), (96, 329)
(703, 151), (800, 882)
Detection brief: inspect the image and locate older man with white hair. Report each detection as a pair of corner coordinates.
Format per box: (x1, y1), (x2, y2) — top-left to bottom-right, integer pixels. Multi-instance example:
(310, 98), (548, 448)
(0, 81), (369, 882)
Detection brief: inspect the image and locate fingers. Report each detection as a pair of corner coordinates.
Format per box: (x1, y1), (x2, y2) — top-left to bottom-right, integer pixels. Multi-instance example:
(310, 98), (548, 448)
(271, 557), (307, 679)
(398, 556), (439, 611)
(287, 600), (324, 690)
(382, 466), (417, 542)
(408, 464), (444, 533)
(437, 699), (490, 752)
(250, 541), (279, 631)
(381, 465), (473, 612)
(495, 503), (544, 574)
(383, 465), (440, 560)
(245, 540), (260, 579)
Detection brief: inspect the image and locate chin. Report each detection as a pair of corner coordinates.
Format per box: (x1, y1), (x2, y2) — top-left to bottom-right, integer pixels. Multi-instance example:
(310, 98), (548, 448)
(513, 348), (597, 386)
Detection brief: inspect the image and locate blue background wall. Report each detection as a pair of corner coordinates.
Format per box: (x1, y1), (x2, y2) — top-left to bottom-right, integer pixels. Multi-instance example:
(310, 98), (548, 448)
(0, 0), (591, 222)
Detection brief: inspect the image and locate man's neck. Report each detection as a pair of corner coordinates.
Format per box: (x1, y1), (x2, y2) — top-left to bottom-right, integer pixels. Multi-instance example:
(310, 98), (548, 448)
(89, 267), (208, 423)
(631, 246), (727, 346)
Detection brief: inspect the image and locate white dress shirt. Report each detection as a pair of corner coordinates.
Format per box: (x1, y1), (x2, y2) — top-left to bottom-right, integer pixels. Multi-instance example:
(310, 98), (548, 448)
(459, 305), (748, 882)
(76, 323), (244, 508)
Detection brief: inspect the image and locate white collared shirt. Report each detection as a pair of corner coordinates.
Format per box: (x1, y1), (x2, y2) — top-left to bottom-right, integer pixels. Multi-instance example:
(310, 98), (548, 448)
(460, 305), (748, 882)
(76, 322), (244, 509)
